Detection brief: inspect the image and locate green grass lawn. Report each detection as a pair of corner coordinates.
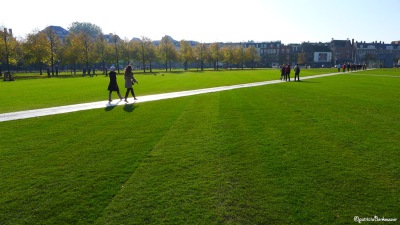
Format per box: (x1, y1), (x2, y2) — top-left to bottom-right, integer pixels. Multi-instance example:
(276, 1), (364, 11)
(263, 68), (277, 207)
(0, 69), (399, 224)
(0, 68), (339, 114)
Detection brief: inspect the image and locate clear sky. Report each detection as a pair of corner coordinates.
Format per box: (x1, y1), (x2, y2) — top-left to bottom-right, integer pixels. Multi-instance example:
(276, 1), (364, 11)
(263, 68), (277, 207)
(1, 0), (399, 44)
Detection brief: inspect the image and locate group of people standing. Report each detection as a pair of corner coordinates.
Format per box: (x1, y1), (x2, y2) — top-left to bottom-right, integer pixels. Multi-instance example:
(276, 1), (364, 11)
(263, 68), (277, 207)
(107, 65), (138, 103)
(280, 64), (301, 81)
(83, 67), (96, 77)
(336, 63), (367, 72)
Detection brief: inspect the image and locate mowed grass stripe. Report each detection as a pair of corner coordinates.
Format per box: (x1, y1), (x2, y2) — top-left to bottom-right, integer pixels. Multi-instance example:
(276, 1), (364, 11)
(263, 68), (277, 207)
(96, 94), (224, 224)
(0, 100), (190, 223)
(97, 75), (398, 224)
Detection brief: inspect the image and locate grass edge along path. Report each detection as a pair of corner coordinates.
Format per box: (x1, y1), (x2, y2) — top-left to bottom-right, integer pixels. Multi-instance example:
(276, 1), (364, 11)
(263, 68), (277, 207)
(0, 71), (347, 122)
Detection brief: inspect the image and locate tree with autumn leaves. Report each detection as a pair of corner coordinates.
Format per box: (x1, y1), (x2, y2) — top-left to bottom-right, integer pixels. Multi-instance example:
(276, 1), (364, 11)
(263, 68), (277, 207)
(22, 30), (51, 75)
(0, 28), (20, 76)
(2, 22), (264, 76)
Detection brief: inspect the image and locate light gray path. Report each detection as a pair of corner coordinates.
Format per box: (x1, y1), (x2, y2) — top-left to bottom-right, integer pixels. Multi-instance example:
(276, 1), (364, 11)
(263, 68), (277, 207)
(0, 72), (342, 122)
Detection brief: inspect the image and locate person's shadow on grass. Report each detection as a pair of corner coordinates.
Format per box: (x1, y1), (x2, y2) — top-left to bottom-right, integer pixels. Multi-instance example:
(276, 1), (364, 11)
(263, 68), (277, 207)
(105, 101), (121, 111)
(123, 103), (139, 112)
(105, 104), (117, 111)
(297, 80), (319, 83)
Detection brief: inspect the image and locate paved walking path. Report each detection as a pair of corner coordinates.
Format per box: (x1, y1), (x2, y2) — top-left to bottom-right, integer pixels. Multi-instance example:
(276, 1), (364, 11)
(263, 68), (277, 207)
(0, 72), (343, 122)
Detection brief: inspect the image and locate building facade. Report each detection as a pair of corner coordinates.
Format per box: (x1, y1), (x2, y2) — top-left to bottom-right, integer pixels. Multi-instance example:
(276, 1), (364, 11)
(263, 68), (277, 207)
(354, 41), (400, 67)
(330, 39), (354, 65)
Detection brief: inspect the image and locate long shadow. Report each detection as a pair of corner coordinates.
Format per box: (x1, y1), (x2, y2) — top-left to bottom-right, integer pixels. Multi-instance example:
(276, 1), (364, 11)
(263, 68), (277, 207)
(123, 103), (139, 112)
(105, 104), (117, 111)
(296, 80), (319, 83)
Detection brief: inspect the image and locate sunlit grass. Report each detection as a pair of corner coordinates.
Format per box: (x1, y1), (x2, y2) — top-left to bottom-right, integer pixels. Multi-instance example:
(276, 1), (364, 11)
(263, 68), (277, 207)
(0, 68), (399, 224)
(0, 68), (342, 113)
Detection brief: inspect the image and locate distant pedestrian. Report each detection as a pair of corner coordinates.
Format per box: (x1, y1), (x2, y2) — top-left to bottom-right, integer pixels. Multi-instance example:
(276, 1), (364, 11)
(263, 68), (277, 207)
(337, 64), (341, 72)
(280, 64), (285, 80)
(294, 64), (301, 81)
(107, 66), (123, 103)
(123, 65), (138, 102)
(342, 64), (346, 72)
(285, 64), (291, 81)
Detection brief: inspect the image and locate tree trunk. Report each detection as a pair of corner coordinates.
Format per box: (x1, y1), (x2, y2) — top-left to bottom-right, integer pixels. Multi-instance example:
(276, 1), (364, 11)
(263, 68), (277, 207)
(51, 51), (54, 76)
(150, 61), (152, 73)
(141, 44), (146, 73)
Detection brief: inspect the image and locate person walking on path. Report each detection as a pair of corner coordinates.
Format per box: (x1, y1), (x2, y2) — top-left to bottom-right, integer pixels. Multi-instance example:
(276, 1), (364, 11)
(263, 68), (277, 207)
(123, 65), (138, 103)
(294, 64), (301, 81)
(107, 66), (123, 103)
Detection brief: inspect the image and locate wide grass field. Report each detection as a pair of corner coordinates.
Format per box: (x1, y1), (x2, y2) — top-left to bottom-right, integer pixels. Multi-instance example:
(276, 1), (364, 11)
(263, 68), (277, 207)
(0, 68), (399, 224)
(0, 68), (336, 114)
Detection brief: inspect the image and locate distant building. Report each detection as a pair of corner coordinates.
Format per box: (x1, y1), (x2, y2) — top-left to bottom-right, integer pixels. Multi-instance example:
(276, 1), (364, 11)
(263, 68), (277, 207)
(287, 43), (301, 67)
(299, 42), (332, 67)
(43, 26), (69, 43)
(152, 35), (180, 47)
(330, 39), (354, 65)
(104, 33), (121, 43)
(243, 41), (282, 67)
(354, 41), (400, 67)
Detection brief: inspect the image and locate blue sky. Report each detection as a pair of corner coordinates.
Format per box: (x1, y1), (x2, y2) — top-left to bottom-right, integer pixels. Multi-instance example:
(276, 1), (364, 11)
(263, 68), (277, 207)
(2, 0), (399, 44)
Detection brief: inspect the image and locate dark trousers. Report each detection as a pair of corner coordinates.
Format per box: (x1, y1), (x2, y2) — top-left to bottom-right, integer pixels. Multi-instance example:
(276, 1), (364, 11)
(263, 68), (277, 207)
(285, 73), (290, 81)
(125, 88), (135, 99)
(294, 73), (300, 81)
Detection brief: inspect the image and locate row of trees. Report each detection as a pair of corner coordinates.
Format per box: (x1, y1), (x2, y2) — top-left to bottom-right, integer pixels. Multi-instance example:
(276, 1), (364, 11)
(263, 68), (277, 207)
(1, 22), (261, 76)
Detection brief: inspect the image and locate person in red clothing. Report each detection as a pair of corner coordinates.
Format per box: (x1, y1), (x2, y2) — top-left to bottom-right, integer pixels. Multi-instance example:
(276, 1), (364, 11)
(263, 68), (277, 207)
(285, 64), (291, 81)
(342, 64), (346, 72)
